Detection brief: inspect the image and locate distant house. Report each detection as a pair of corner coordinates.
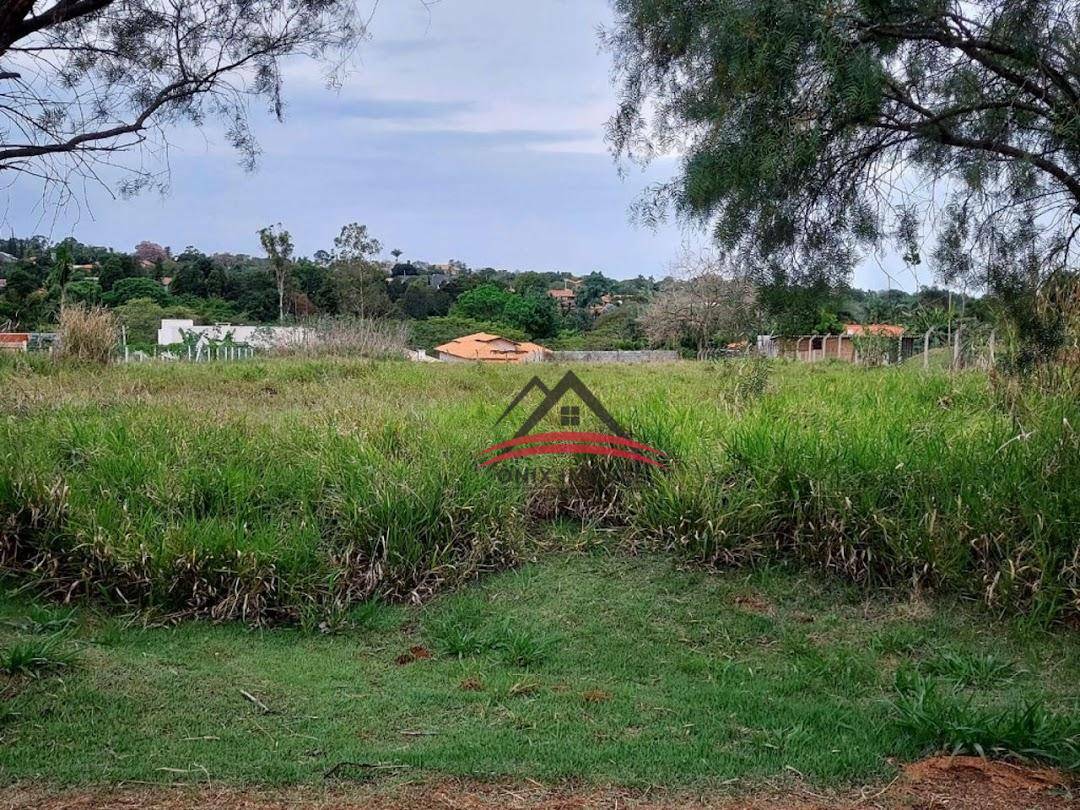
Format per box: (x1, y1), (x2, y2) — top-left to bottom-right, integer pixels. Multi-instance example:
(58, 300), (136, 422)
(435, 332), (552, 364)
(547, 287), (576, 311)
(0, 252), (18, 264)
(0, 333), (29, 352)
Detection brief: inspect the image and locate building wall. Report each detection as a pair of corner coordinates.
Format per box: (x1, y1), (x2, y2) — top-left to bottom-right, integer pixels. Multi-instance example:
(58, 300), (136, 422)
(157, 319), (308, 349)
(549, 350), (678, 363)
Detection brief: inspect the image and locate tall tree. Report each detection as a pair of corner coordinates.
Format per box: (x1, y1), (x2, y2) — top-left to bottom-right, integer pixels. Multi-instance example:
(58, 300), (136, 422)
(605, 0), (1080, 358)
(0, 2), (363, 198)
(259, 224), (294, 322)
(330, 222), (384, 319)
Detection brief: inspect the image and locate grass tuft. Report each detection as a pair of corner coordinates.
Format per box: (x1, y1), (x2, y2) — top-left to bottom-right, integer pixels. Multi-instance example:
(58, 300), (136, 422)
(891, 673), (1080, 769)
(494, 624), (555, 668)
(1, 634), (80, 677)
(920, 651), (1018, 688)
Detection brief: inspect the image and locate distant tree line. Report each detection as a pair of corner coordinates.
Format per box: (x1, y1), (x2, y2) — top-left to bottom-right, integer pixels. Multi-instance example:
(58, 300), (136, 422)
(0, 228), (989, 354)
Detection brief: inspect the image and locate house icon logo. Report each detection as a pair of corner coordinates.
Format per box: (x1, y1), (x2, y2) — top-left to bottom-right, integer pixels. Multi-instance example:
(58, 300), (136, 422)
(479, 371), (667, 469)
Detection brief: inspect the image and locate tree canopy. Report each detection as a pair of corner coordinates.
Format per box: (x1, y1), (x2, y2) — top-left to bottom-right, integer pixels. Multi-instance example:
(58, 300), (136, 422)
(605, 0), (1080, 354)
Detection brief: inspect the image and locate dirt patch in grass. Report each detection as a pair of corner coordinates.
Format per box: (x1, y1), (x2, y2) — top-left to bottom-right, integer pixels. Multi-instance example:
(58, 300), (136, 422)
(733, 593), (774, 616)
(4, 757), (1074, 809)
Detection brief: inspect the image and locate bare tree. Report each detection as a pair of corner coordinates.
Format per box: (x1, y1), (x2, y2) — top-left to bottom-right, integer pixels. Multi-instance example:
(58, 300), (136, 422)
(259, 223), (293, 323)
(0, 2), (364, 201)
(640, 251), (758, 351)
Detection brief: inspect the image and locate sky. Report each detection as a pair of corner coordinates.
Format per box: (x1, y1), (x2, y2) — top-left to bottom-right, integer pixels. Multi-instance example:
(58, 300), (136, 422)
(3, 0), (911, 290)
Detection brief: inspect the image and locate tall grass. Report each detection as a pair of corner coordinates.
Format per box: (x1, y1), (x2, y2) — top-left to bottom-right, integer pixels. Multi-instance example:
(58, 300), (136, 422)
(0, 358), (1076, 624)
(55, 304), (118, 364)
(288, 315), (410, 359)
(624, 367), (1080, 621)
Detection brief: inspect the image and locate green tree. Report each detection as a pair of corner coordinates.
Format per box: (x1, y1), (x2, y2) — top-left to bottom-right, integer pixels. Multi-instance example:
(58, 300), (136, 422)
(401, 282), (451, 320)
(258, 224), (294, 322)
(502, 294), (558, 339)
(576, 271), (616, 309)
(98, 254), (142, 292)
(47, 244), (74, 306)
(65, 279), (102, 306)
(114, 298), (169, 345)
(224, 267), (277, 322)
(605, 0), (1080, 359)
(102, 276), (171, 307)
(325, 223), (386, 318)
(451, 283), (513, 322)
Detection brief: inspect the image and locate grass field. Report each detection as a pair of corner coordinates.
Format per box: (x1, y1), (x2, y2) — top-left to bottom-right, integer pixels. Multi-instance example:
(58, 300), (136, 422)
(2, 554), (1078, 787)
(0, 357), (1078, 790)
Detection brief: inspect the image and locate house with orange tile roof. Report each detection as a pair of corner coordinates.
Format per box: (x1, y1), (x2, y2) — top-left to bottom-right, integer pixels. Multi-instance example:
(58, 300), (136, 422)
(0, 333), (30, 352)
(547, 287), (577, 311)
(435, 332), (552, 364)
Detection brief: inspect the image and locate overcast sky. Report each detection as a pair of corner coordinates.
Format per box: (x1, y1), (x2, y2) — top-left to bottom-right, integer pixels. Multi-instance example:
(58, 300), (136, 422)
(4, 0), (913, 289)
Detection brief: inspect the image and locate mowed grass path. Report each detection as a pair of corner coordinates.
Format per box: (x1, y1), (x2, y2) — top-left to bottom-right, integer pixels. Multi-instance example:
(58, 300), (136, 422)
(2, 553), (1077, 787)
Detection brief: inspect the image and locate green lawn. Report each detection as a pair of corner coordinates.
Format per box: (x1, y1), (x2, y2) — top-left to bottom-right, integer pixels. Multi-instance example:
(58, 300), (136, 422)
(2, 550), (1077, 788)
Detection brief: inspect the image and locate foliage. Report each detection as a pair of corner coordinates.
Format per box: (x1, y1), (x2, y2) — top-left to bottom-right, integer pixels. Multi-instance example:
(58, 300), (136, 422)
(604, 0), (1080, 358)
(114, 298), (197, 345)
(575, 271), (617, 308)
(63, 279), (102, 306)
(321, 262), (392, 319)
(451, 283), (513, 322)
(399, 281), (452, 319)
(102, 277), (171, 307)
(259, 224), (294, 322)
(501, 293), (558, 339)
(850, 332), (899, 366)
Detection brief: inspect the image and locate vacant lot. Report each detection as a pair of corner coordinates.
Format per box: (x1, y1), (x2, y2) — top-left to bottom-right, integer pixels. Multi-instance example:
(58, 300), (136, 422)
(0, 358), (1077, 798)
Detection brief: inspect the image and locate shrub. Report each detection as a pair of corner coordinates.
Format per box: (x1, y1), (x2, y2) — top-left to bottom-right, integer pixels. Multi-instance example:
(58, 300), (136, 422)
(56, 304), (118, 364)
